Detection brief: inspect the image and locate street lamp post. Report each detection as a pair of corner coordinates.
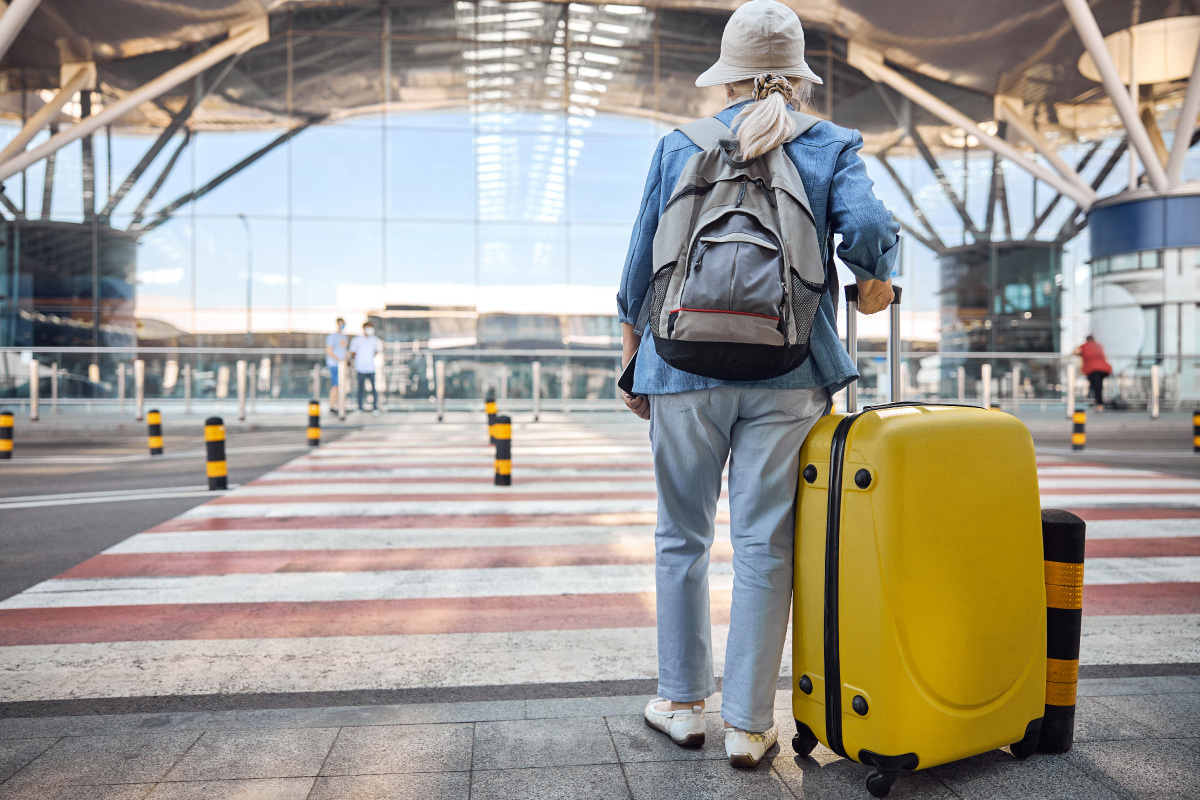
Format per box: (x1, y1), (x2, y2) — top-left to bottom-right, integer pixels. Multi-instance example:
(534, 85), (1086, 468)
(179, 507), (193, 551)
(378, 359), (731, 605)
(237, 213), (253, 346)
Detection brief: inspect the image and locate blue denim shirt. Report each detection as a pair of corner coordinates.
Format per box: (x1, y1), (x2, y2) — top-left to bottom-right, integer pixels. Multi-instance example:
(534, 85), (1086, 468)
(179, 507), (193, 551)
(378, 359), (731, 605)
(616, 102), (899, 396)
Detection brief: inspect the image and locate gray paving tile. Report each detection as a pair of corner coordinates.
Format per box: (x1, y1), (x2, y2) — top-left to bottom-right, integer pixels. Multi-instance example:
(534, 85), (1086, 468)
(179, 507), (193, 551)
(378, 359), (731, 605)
(525, 695), (650, 720)
(319, 723), (472, 775)
(473, 717), (617, 770)
(624, 758), (793, 800)
(775, 753), (958, 800)
(0, 738), (57, 782)
(147, 778), (314, 800)
(1093, 692), (1200, 738)
(471, 764), (632, 800)
(1067, 737), (1200, 799)
(606, 713), (727, 762)
(164, 728), (337, 781)
(0, 785), (154, 800)
(1074, 697), (1159, 743)
(309, 772), (470, 800)
(0, 732), (199, 792)
(928, 749), (1122, 799)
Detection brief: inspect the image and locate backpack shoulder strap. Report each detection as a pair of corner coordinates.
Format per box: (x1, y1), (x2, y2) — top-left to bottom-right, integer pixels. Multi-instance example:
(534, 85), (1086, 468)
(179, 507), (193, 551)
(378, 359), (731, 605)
(786, 110), (822, 142)
(676, 116), (734, 152)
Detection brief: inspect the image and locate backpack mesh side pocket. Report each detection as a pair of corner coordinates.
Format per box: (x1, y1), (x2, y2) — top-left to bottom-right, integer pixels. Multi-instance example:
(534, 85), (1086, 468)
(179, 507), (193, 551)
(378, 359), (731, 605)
(790, 274), (825, 346)
(649, 264), (675, 335)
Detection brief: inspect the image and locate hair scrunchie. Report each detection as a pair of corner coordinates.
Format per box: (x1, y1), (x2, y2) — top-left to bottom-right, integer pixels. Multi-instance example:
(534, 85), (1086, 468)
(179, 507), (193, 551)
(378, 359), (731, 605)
(752, 73), (794, 103)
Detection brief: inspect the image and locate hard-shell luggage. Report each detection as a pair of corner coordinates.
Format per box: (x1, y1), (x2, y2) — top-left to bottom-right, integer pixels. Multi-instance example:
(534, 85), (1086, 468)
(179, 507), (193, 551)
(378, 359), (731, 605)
(791, 287), (1047, 797)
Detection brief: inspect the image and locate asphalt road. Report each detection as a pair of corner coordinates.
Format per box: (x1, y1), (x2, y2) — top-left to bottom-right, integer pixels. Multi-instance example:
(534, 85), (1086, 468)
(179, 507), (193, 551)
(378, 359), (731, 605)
(0, 428), (348, 601)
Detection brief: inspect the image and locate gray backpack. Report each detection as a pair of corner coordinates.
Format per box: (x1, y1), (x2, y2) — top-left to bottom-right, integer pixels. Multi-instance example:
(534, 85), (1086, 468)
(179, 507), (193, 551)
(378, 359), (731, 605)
(635, 111), (828, 381)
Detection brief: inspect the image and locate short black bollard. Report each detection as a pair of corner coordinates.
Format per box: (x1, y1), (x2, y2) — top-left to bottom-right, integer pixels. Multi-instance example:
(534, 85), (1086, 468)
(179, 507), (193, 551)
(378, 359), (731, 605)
(307, 400), (321, 448)
(1038, 508), (1086, 754)
(0, 410), (12, 459)
(147, 409), (164, 455)
(486, 388), (498, 444)
(494, 414), (511, 486)
(1193, 412), (1199, 453)
(1071, 410), (1086, 451)
(205, 416), (228, 490)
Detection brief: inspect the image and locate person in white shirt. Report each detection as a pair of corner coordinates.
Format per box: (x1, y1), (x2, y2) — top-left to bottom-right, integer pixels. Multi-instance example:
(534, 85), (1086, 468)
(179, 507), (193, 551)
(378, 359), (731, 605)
(348, 320), (382, 414)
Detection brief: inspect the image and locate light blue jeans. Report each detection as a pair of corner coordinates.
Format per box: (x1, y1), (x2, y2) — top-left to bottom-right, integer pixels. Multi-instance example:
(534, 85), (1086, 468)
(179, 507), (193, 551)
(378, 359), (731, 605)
(649, 385), (829, 732)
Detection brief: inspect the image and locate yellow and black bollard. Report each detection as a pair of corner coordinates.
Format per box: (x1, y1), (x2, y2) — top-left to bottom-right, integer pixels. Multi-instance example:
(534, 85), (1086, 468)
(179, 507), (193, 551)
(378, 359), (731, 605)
(1038, 508), (1085, 754)
(0, 410), (12, 460)
(485, 388), (498, 444)
(1193, 411), (1200, 453)
(307, 400), (321, 448)
(147, 409), (164, 456)
(205, 416), (228, 490)
(493, 413), (511, 486)
(1070, 410), (1086, 451)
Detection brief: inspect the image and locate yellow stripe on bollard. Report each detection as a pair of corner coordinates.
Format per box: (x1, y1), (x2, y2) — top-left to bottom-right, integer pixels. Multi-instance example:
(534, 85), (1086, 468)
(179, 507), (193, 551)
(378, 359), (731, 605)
(1045, 581), (1083, 610)
(1045, 679), (1079, 707)
(495, 459), (512, 475)
(1047, 657), (1080, 685)
(206, 461), (228, 478)
(0, 411), (12, 459)
(1045, 560), (1085, 587)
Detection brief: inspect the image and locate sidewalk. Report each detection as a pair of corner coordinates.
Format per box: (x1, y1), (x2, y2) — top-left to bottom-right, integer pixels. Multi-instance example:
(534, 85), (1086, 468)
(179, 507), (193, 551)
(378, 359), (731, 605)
(0, 676), (1196, 799)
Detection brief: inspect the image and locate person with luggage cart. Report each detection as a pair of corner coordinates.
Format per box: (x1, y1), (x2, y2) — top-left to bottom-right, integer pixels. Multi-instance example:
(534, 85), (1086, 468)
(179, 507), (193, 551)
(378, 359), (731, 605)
(616, 0), (898, 770)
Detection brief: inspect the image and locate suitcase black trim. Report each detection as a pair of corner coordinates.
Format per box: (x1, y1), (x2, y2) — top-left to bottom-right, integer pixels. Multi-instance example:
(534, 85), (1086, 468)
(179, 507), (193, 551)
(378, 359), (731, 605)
(823, 411), (863, 759)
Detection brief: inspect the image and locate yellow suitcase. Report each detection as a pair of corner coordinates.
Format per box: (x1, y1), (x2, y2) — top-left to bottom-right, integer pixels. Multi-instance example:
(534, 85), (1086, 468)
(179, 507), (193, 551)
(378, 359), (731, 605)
(791, 289), (1046, 797)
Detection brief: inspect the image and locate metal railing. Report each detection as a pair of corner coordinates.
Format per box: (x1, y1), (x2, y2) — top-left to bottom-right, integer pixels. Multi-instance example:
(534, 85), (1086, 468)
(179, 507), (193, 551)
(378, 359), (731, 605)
(0, 345), (1195, 419)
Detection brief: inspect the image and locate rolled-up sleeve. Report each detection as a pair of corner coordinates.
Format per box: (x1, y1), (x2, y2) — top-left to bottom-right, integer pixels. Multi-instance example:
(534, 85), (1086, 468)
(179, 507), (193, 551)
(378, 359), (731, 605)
(829, 130), (900, 282)
(616, 137), (666, 325)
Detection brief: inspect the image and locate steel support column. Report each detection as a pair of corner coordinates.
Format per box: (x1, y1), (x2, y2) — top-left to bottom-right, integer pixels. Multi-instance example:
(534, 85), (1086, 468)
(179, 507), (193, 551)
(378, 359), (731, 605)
(0, 0), (41, 64)
(997, 98), (1093, 197)
(1060, 0), (1169, 192)
(0, 20), (268, 184)
(849, 43), (1098, 210)
(1166, 40), (1200, 184)
(0, 62), (95, 164)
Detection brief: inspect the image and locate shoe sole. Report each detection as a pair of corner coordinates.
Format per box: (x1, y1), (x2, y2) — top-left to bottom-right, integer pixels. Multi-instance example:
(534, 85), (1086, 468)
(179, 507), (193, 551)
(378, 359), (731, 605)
(728, 752), (761, 769)
(643, 715), (705, 748)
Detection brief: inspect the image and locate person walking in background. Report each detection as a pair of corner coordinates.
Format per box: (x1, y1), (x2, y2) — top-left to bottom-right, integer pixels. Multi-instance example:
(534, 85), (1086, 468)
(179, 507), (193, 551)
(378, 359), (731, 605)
(617, 0), (897, 769)
(1076, 334), (1112, 411)
(350, 320), (382, 415)
(325, 317), (348, 416)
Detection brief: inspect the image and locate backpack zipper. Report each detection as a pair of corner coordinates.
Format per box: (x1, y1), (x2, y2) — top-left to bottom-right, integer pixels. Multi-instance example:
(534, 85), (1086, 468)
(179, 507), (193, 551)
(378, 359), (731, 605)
(735, 176), (749, 208)
(753, 178), (776, 208)
(664, 183), (713, 211)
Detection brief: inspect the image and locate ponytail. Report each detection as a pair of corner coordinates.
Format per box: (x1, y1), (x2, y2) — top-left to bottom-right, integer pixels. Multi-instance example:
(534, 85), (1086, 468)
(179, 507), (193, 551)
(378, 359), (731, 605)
(730, 75), (812, 160)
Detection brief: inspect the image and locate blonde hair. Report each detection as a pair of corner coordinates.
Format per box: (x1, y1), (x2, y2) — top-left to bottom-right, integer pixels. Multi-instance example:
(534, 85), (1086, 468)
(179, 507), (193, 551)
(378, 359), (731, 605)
(728, 76), (813, 160)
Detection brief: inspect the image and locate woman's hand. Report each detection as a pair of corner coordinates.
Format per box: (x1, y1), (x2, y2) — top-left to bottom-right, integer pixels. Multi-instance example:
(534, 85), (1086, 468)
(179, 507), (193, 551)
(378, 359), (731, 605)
(856, 278), (895, 314)
(623, 391), (650, 420)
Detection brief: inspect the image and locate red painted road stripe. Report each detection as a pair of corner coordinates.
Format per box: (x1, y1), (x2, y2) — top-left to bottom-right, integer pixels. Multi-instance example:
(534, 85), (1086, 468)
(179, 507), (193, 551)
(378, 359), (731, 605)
(1069, 507), (1200, 521)
(58, 538), (1200, 579)
(58, 542), (733, 578)
(147, 512), (671, 532)
(1086, 537), (1200, 558)
(1082, 583), (1200, 616)
(1041, 488), (1200, 495)
(207, 491), (663, 504)
(0, 584), (1192, 646)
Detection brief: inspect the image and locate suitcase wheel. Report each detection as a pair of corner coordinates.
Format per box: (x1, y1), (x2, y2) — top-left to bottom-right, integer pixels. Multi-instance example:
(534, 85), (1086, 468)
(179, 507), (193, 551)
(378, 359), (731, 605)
(791, 721), (818, 758)
(1010, 718), (1043, 761)
(865, 770), (898, 798)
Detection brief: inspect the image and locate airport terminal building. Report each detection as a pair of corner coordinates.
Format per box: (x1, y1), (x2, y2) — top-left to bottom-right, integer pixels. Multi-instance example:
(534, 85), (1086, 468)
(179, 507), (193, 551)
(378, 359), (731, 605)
(0, 0), (1197, 409)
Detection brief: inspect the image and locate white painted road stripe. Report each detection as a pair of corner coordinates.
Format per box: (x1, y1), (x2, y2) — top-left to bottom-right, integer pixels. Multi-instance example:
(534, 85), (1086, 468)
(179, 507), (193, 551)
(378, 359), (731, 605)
(7, 557), (1196, 609)
(0, 615), (1194, 703)
(105, 526), (660, 554)
(178, 499), (667, 518)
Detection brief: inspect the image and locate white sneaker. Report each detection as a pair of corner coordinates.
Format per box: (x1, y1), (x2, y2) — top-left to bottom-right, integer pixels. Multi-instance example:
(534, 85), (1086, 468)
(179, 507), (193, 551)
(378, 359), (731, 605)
(643, 698), (706, 747)
(725, 725), (778, 768)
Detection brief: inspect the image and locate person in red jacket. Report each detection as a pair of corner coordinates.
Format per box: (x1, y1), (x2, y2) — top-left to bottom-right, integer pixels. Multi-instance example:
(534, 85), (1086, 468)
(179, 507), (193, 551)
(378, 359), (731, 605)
(1075, 335), (1112, 411)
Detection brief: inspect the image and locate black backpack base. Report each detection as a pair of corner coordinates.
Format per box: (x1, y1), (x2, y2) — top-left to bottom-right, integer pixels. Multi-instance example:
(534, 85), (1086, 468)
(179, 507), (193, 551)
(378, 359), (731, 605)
(654, 339), (811, 382)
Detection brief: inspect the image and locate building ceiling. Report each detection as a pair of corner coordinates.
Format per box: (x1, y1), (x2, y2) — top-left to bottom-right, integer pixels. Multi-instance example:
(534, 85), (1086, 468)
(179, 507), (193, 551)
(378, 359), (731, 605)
(0, 0), (1196, 155)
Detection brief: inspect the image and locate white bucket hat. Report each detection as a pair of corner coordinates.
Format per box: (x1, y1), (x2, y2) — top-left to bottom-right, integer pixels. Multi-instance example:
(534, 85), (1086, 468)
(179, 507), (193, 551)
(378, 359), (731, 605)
(695, 0), (823, 87)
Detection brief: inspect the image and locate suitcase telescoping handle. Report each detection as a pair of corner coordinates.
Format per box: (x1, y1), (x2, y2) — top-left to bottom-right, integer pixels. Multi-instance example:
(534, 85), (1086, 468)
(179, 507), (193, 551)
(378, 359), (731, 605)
(844, 285), (903, 413)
